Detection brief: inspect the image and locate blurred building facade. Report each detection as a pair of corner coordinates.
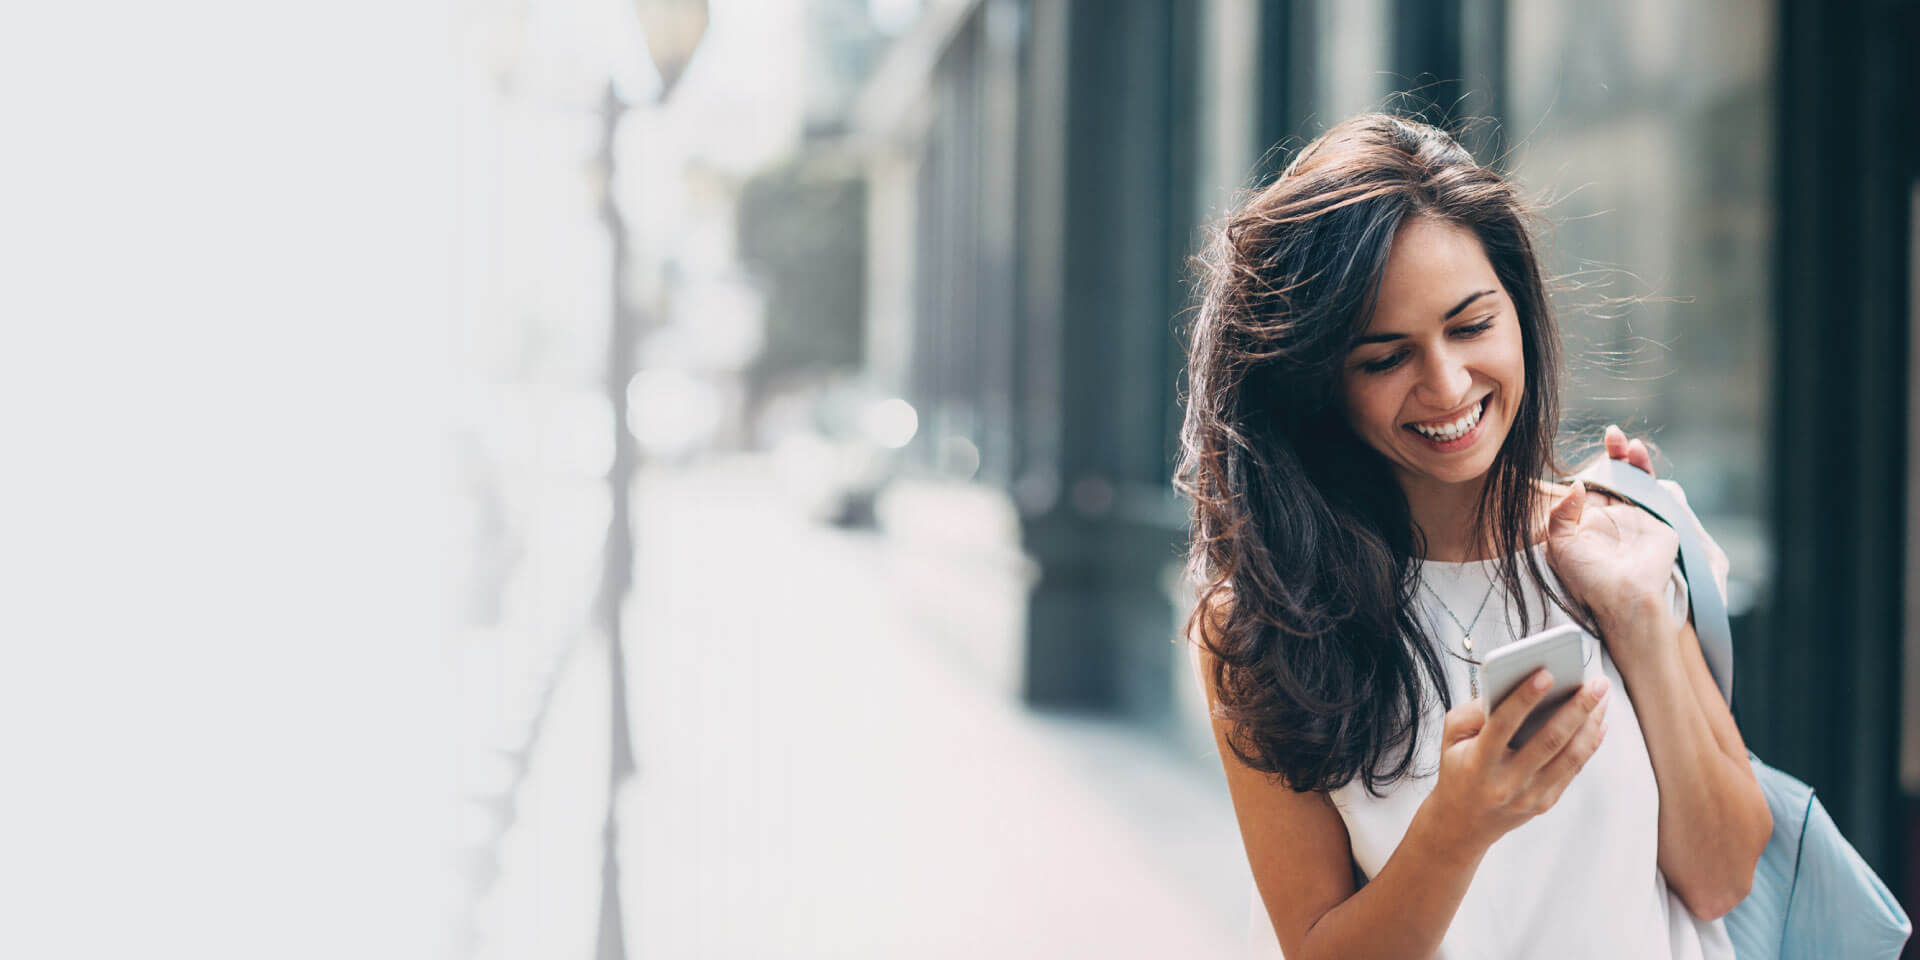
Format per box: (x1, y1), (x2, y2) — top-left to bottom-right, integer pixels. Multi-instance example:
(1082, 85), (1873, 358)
(850, 0), (1920, 909)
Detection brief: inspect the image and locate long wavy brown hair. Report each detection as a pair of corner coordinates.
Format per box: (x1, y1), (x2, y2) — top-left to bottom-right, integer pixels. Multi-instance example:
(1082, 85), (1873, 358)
(1175, 113), (1605, 797)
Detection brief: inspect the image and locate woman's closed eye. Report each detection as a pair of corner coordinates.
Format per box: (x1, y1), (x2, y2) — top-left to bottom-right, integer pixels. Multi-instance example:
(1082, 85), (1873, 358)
(1359, 318), (1496, 374)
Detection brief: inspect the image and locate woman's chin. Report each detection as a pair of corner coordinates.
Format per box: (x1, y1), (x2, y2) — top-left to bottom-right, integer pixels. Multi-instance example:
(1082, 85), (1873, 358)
(1395, 430), (1503, 484)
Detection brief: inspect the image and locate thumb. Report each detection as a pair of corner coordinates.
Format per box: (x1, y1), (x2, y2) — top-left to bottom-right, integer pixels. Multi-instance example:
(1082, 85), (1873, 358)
(1443, 700), (1486, 747)
(1548, 479), (1587, 541)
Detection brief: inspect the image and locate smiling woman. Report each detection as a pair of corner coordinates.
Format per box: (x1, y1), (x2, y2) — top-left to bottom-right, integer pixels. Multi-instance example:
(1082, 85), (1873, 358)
(1338, 218), (1529, 562)
(1175, 113), (1765, 959)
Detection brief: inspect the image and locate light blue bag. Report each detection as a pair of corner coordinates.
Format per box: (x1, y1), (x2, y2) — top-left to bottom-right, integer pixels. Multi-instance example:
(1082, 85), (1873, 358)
(1573, 459), (1911, 960)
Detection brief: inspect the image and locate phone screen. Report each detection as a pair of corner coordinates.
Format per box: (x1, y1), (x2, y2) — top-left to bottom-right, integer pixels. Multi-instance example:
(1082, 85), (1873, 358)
(1479, 624), (1588, 749)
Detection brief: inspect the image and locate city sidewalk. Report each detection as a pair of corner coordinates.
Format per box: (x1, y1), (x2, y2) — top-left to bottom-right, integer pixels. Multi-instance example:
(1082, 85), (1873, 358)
(621, 456), (1253, 958)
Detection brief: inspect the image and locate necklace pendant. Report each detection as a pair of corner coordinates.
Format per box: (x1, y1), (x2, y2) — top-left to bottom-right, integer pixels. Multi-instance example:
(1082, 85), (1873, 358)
(1463, 635), (1474, 653)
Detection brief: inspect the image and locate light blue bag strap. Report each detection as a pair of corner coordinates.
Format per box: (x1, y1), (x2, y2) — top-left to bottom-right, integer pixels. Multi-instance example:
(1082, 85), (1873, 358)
(1567, 458), (1735, 708)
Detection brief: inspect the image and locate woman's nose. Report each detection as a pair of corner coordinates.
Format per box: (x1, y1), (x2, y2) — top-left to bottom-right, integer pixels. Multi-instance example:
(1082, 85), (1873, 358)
(1417, 350), (1473, 407)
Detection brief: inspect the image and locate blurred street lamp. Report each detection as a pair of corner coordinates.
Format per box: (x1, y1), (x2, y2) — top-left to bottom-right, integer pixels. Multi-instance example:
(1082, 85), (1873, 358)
(596, 6), (705, 959)
(634, 0), (708, 100)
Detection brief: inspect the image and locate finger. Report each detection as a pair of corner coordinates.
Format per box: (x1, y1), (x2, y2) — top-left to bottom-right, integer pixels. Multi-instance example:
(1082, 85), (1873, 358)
(1657, 479), (1706, 547)
(1657, 478), (1688, 506)
(1537, 693), (1610, 791)
(1547, 480), (1586, 542)
(1481, 668), (1557, 750)
(1515, 676), (1610, 772)
(1443, 700), (1486, 747)
(1604, 424), (1627, 459)
(1627, 438), (1654, 476)
(1658, 478), (1731, 594)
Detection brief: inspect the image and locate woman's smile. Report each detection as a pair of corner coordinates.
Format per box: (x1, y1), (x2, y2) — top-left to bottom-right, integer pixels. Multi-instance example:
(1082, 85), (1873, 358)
(1403, 392), (1494, 453)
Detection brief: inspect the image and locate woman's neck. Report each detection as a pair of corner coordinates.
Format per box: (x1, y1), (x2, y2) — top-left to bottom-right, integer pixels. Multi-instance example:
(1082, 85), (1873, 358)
(1402, 473), (1557, 562)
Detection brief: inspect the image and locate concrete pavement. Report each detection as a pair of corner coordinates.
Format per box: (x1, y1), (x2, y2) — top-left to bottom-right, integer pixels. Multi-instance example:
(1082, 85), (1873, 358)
(620, 457), (1252, 958)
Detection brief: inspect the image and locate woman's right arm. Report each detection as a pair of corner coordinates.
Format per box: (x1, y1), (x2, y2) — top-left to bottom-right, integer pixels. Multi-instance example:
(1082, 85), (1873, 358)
(1194, 617), (1611, 959)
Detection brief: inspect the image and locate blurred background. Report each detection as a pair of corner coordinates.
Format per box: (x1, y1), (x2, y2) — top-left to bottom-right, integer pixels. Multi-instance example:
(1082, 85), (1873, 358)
(4, 0), (1916, 957)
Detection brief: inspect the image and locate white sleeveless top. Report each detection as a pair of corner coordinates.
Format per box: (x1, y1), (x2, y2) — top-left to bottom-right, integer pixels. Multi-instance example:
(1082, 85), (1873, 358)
(1212, 541), (1735, 959)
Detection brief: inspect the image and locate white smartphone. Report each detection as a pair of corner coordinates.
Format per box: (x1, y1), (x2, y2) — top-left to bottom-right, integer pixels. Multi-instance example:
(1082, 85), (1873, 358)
(1479, 623), (1588, 749)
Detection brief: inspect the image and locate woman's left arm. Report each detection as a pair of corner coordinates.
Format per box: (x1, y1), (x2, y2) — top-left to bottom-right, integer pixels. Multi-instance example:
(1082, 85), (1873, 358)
(1590, 426), (1771, 920)
(1599, 598), (1772, 921)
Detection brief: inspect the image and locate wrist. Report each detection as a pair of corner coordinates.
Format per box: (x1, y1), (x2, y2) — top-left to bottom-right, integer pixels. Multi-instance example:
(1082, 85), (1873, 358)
(1412, 788), (1494, 867)
(1596, 595), (1680, 664)
(1595, 591), (1673, 635)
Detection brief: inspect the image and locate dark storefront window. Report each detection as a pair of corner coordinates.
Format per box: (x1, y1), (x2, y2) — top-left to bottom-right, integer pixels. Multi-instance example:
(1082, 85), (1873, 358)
(1505, 0), (1777, 607)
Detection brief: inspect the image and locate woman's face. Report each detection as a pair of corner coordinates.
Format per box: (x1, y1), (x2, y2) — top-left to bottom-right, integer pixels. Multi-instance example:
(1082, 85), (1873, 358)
(1339, 215), (1525, 490)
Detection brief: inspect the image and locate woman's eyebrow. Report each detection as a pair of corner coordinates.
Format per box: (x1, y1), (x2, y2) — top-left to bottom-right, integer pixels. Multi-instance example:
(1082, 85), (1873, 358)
(1353, 289), (1497, 344)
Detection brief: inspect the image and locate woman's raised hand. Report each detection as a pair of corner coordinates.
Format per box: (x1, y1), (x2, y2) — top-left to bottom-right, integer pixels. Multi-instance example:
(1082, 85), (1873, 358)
(1429, 669), (1612, 850)
(1599, 424), (1732, 600)
(1543, 479), (1680, 632)
(1546, 423), (1683, 629)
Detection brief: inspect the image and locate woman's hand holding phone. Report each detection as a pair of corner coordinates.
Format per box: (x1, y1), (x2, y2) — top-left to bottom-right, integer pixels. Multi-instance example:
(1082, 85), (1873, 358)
(1425, 668), (1613, 853)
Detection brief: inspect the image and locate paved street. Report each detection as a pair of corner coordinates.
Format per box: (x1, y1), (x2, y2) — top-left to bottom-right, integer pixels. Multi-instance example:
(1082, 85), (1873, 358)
(612, 457), (1253, 957)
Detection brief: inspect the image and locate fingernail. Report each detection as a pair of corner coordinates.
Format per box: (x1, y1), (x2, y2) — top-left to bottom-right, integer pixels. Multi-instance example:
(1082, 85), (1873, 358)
(1590, 676), (1611, 696)
(1533, 671), (1552, 690)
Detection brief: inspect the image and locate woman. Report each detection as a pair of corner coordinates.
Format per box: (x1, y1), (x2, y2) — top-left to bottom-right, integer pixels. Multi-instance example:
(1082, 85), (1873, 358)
(1176, 114), (1772, 959)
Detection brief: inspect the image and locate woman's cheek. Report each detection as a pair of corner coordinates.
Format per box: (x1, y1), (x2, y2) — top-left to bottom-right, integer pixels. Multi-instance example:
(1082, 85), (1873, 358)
(1365, 386), (1401, 439)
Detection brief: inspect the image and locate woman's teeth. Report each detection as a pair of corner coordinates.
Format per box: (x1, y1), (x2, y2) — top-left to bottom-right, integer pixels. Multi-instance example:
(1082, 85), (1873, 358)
(1409, 397), (1485, 441)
